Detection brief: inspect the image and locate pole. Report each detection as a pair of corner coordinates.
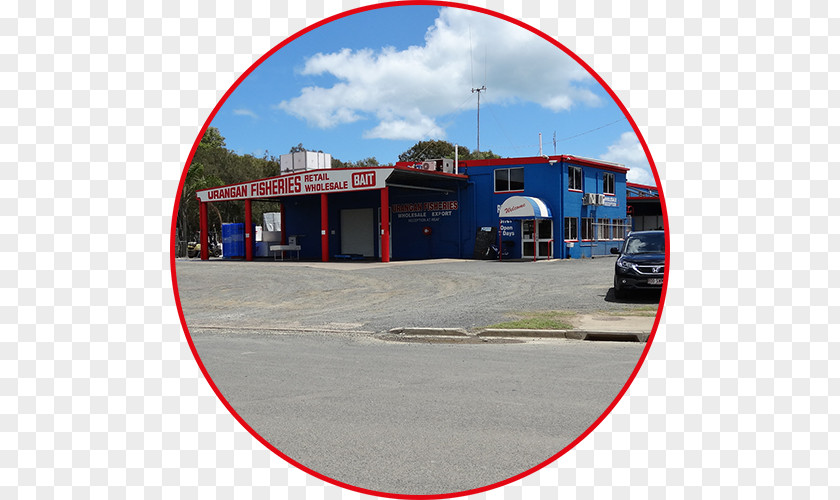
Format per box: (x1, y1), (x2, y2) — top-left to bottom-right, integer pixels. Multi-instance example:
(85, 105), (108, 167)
(534, 217), (537, 262)
(472, 85), (486, 153)
(320, 193), (329, 262)
(244, 199), (252, 261)
(279, 203), (287, 245)
(199, 201), (208, 260)
(498, 219), (502, 262)
(380, 188), (390, 263)
(455, 144), (459, 174)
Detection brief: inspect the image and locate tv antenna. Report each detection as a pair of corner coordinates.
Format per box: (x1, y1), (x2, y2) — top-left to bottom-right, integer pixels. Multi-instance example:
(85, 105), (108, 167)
(472, 85), (486, 153)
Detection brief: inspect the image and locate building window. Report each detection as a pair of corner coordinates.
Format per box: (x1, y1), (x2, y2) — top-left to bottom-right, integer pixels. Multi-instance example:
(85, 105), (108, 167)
(612, 218), (627, 239)
(494, 167), (525, 192)
(581, 217), (595, 240)
(603, 173), (615, 195)
(598, 218), (611, 240)
(568, 166), (582, 191)
(564, 217), (578, 241)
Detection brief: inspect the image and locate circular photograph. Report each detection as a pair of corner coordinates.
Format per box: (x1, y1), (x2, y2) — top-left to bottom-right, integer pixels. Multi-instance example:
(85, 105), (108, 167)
(172, 2), (667, 497)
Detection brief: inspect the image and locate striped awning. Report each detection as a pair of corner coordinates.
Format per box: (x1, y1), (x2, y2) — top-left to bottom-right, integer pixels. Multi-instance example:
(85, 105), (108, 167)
(499, 196), (552, 218)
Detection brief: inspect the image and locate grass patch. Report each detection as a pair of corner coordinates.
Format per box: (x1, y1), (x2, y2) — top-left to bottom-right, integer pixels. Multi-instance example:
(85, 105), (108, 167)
(600, 306), (659, 317)
(487, 311), (575, 330)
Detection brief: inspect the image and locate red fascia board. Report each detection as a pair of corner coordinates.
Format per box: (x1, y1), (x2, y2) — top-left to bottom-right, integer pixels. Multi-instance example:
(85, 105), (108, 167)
(458, 155), (629, 173)
(560, 155), (629, 173)
(391, 165), (469, 179)
(197, 166), (396, 192)
(627, 182), (658, 190)
(459, 156), (557, 167)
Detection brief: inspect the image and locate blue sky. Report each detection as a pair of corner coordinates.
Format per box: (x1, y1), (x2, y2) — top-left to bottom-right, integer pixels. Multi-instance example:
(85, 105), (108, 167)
(210, 5), (655, 185)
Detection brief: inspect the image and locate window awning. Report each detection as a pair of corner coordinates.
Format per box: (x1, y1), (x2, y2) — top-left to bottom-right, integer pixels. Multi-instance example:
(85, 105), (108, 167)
(499, 196), (552, 218)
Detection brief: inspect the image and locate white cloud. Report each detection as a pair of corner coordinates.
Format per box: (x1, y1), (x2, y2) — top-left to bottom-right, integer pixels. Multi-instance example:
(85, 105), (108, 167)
(233, 108), (258, 119)
(600, 131), (656, 186)
(276, 8), (600, 140)
(363, 111), (446, 140)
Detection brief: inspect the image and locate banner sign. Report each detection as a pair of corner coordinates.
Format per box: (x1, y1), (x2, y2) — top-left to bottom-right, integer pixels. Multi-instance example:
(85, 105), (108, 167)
(196, 168), (392, 202)
(499, 219), (516, 237)
(497, 196), (552, 218)
(392, 200), (459, 223)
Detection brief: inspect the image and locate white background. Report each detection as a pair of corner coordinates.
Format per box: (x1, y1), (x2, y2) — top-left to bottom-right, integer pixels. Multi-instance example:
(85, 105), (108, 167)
(4, 0), (837, 498)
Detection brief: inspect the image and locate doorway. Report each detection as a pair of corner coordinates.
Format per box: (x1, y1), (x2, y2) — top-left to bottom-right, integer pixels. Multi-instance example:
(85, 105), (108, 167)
(522, 219), (553, 259)
(340, 208), (375, 256)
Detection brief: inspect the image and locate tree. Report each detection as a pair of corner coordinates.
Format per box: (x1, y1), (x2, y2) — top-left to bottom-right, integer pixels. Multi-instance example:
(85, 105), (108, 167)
(398, 140), (468, 162)
(466, 149), (502, 160)
(177, 161), (224, 253)
(199, 126), (226, 150)
(289, 143), (323, 153)
(177, 127), (229, 254)
(332, 157), (380, 168)
(397, 140), (501, 162)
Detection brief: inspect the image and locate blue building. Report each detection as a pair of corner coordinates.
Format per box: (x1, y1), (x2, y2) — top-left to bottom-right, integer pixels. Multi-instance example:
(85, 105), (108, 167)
(193, 155), (632, 261)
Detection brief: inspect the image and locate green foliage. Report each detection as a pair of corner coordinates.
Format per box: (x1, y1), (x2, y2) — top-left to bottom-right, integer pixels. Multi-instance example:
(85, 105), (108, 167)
(332, 156), (380, 169)
(198, 127), (226, 150)
(398, 140), (466, 162)
(397, 140), (501, 162)
(467, 149), (503, 160)
(289, 143), (323, 154)
(176, 128), (287, 252)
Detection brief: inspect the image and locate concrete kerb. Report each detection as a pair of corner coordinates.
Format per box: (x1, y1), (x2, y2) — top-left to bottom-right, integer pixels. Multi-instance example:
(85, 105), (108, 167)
(388, 327), (471, 337)
(390, 327), (650, 343)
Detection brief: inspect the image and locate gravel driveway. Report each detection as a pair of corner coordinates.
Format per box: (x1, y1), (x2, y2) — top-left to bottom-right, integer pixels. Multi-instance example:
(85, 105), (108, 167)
(174, 257), (658, 333)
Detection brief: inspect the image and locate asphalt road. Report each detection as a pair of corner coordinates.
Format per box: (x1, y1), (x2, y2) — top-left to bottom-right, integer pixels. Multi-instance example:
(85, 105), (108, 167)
(174, 257), (659, 333)
(174, 257), (658, 494)
(192, 328), (645, 496)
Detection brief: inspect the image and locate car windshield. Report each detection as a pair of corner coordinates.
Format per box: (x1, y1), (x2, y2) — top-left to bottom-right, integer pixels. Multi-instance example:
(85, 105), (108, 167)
(624, 233), (665, 254)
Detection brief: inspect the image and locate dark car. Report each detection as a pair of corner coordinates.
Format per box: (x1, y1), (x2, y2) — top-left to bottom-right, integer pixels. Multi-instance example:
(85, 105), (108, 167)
(610, 230), (666, 299)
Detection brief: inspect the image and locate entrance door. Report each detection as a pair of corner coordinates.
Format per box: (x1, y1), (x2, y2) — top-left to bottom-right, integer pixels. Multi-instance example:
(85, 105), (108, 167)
(522, 219), (554, 259)
(340, 208), (374, 256)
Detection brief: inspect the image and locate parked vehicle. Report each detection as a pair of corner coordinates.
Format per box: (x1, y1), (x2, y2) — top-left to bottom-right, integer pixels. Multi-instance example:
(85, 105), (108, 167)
(186, 232), (221, 258)
(610, 230), (665, 299)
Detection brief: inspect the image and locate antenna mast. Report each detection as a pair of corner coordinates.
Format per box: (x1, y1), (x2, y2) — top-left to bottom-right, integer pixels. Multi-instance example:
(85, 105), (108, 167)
(471, 85), (486, 153)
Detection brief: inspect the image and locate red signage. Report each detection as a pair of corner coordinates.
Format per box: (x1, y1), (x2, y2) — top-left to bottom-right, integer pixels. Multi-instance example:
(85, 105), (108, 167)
(352, 171), (376, 188)
(503, 203), (527, 214)
(197, 168), (391, 202)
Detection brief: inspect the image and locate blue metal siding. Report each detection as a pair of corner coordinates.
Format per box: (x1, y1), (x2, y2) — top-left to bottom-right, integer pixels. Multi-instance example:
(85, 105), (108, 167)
(272, 158), (627, 261)
(563, 161), (627, 258)
(465, 159), (627, 260)
(283, 195), (323, 260)
(389, 188), (462, 260)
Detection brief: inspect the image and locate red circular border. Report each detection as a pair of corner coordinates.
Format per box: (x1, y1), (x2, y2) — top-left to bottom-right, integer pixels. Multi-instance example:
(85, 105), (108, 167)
(170, 2), (670, 498)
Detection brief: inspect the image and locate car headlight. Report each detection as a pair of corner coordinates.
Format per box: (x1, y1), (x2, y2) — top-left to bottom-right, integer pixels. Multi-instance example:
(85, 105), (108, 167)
(616, 258), (634, 269)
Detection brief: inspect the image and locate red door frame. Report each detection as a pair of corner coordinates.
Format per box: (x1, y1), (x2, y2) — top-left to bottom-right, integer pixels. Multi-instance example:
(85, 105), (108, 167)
(380, 187), (390, 263)
(199, 201), (208, 260)
(244, 199), (253, 261)
(320, 194), (329, 262)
